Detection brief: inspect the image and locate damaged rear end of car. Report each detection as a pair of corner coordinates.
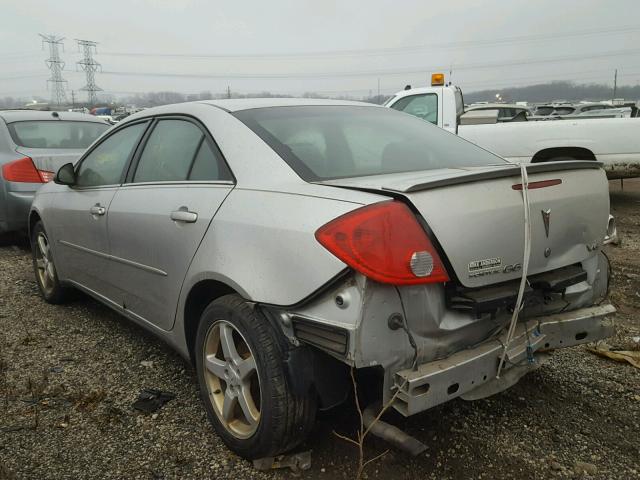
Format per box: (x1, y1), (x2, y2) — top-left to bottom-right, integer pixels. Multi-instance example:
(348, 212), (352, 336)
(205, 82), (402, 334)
(225, 103), (617, 455)
(265, 160), (615, 418)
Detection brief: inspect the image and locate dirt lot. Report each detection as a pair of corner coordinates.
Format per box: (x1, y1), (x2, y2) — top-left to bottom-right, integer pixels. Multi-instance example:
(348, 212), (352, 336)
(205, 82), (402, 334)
(1, 180), (639, 480)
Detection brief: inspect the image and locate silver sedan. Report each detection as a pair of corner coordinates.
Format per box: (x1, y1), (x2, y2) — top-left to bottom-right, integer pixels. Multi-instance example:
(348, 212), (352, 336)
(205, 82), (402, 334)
(0, 110), (108, 240)
(30, 99), (616, 459)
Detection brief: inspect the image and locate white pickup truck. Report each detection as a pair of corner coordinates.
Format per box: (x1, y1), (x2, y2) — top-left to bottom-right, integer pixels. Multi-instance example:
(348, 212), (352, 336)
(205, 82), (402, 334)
(385, 78), (640, 179)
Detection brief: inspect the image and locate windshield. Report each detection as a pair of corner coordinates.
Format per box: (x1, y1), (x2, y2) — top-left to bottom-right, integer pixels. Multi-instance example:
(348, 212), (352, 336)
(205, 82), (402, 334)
(234, 106), (505, 181)
(8, 120), (109, 149)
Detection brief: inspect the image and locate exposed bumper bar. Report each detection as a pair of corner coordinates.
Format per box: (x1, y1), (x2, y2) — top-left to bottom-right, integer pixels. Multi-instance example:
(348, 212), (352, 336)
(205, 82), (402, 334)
(392, 304), (616, 416)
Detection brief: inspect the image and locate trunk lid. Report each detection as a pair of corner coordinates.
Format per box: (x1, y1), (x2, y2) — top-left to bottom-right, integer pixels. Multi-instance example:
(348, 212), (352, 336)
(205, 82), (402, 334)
(320, 162), (609, 288)
(14, 147), (83, 174)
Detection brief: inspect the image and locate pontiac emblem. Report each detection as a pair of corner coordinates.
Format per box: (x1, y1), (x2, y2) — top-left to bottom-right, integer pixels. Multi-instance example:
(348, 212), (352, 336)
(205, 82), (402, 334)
(541, 209), (551, 238)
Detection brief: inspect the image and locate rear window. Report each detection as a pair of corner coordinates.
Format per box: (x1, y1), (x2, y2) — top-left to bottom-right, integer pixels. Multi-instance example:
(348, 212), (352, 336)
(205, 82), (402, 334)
(234, 106), (504, 181)
(7, 121), (109, 149)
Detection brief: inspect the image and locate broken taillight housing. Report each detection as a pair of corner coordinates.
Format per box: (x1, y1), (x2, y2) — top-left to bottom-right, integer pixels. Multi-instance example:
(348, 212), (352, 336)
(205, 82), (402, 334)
(1, 157), (54, 183)
(315, 200), (449, 285)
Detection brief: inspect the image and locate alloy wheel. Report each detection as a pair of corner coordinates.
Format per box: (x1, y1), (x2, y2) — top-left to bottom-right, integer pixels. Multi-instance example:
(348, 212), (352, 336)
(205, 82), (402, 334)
(35, 232), (56, 295)
(202, 320), (261, 439)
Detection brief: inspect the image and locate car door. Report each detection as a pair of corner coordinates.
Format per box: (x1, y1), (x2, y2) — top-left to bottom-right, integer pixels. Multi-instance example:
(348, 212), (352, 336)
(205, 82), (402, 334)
(107, 117), (234, 330)
(52, 120), (149, 301)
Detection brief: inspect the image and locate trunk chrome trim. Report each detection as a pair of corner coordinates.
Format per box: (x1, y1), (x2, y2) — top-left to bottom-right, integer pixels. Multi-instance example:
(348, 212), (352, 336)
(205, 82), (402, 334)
(58, 240), (168, 276)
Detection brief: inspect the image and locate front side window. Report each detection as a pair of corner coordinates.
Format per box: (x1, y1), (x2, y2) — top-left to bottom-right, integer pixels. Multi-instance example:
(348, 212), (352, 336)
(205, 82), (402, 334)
(235, 106), (504, 181)
(76, 122), (147, 187)
(8, 121), (109, 149)
(389, 94), (438, 125)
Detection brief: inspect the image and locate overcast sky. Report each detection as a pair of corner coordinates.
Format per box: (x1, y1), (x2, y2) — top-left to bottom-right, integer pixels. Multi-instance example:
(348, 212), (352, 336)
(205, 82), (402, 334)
(1, 0), (639, 101)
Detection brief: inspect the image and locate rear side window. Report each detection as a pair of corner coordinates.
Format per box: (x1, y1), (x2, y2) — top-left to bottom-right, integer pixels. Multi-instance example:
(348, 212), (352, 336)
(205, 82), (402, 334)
(189, 141), (221, 181)
(7, 121), (108, 149)
(76, 122), (147, 187)
(134, 120), (202, 182)
(389, 94), (438, 125)
(133, 119), (231, 183)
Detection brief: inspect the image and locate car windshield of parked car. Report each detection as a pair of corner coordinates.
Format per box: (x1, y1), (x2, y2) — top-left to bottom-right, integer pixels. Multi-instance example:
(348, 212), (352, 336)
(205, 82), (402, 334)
(235, 106), (505, 181)
(7, 120), (109, 149)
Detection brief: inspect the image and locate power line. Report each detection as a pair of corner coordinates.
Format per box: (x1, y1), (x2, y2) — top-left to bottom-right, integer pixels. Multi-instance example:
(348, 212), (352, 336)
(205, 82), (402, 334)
(76, 39), (102, 104)
(99, 25), (640, 60)
(39, 34), (68, 105)
(0, 72), (50, 81)
(96, 47), (640, 80)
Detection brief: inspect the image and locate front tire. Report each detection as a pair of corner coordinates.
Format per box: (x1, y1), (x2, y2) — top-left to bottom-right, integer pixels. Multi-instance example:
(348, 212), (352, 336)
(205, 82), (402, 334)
(195, 294), (317, 459)
(31, 220), (71, 304)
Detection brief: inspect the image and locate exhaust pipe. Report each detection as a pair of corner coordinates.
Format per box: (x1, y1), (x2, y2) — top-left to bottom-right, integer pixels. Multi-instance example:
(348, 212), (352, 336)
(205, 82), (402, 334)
(362, 402), (427, 456)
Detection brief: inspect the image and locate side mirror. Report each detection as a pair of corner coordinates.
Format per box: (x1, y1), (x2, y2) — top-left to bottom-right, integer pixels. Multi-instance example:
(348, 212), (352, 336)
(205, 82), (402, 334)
(54, 162), (76, 186)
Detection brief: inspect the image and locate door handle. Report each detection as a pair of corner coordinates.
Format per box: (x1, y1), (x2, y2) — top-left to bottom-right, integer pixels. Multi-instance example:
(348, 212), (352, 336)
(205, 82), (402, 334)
(89, 204), (106, 216)
(170, 208), (198, 223)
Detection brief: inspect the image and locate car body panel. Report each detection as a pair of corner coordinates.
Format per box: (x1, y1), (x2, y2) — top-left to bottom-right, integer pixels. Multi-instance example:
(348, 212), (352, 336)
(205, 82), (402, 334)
(324, 165), (609, 288)
(49, 186), (119, 297)
(107, 183), (233, 330)
(13, 147), (81, 174)
(180, 187), (373, 307)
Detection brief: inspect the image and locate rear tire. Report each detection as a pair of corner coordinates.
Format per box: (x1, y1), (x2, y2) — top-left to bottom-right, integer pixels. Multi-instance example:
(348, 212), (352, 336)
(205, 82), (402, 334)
(195, 294), (317, 459)
(31, 220), (71, 304)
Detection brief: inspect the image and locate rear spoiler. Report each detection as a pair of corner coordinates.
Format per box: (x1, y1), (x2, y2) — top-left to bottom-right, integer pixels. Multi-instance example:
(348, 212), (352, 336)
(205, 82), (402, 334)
(387, 161), (603, 193)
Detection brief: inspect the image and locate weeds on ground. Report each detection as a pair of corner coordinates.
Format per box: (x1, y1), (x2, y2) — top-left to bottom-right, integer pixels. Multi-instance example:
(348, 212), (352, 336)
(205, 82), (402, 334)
(333, 368), (409, 480)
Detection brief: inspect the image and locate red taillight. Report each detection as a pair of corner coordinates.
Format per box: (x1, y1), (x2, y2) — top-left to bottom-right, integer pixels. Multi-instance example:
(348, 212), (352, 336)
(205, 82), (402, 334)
(1, 157), (53, 183)
(315, 201), (449, 285)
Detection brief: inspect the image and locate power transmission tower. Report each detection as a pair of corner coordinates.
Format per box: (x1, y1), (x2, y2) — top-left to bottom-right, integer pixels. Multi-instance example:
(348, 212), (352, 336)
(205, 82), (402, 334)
(39, 34), (68, 106)
(76, 39), (102, 105)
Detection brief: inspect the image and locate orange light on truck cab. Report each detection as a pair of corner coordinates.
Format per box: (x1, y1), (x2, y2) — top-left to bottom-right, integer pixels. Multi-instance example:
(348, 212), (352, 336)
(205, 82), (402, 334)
(431, 73), (445, 86)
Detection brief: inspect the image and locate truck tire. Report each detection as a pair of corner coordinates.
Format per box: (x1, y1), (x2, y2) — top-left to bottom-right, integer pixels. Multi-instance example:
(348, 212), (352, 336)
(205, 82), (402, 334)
(195, 294), (317, 459)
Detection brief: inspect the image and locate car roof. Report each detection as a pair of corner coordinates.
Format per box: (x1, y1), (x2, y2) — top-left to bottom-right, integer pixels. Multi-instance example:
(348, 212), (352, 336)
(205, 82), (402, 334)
(121, 98), (385, 125)
(198, 97), (379, 112)
(0, 110), (107, 124)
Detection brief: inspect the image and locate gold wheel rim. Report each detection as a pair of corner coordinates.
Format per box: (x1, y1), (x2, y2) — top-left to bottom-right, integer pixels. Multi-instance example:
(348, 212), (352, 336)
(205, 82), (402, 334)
(35, 232), (55, 295)
(202, 320), (261, 439)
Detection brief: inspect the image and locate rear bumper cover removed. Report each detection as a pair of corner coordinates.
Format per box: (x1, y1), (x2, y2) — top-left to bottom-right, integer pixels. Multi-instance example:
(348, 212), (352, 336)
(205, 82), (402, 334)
(393, 304), (616, 416)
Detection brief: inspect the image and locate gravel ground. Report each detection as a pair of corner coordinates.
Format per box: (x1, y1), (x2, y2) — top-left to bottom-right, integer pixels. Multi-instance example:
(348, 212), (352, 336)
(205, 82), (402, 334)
(1, 180), (639, 480)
